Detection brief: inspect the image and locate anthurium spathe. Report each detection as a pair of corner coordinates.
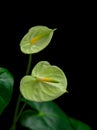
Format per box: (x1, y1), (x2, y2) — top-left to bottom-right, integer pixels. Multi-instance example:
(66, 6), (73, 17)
(20, 61), (67, 102)
(20, 26), (56, 54)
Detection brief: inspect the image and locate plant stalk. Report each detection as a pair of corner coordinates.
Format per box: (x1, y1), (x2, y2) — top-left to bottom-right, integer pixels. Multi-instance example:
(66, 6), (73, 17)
(10, 54), (32, 130)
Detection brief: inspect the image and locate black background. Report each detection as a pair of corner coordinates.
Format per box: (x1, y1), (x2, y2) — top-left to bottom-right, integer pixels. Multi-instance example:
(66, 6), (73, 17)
(0, 1), (96, 130)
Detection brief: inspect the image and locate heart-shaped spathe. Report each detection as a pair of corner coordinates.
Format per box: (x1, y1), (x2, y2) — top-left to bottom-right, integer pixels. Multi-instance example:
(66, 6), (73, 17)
(20, 26), (56, 54)
(20, 61), (67, 102)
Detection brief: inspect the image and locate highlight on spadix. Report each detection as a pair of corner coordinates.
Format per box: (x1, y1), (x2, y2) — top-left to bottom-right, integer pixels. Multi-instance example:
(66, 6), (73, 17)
(20, 26), (56, 54)
(20, 61), (68, 102)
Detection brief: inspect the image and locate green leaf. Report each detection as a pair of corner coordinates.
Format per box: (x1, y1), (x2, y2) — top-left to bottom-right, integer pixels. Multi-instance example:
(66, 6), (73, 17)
(0, 68), (14, 115)
(20, 61), (67, 102)
(20, 101), (91, 130)
(20, 25), (56, 54)
(69, 117), (92, 130)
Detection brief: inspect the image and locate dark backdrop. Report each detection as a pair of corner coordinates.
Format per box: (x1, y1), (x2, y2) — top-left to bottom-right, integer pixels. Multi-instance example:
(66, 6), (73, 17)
(0, 1), (96, 130)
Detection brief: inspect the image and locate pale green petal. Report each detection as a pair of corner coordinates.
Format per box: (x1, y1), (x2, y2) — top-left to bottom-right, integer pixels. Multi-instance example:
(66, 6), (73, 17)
(20, 26), (56, 54)
(20, 61), (67, 102)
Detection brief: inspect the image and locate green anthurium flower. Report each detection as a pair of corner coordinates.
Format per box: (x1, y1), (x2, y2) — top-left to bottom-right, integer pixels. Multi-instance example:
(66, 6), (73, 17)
(20, 61), (67, 102)
(20, 26), (56, 54)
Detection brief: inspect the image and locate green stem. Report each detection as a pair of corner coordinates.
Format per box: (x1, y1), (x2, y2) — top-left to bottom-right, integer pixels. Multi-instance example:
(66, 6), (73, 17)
(10, 54), (32, 130)
(10, 95), (21, 130)
(25, 54), (32, 75)
(15, 102), (27, 122)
